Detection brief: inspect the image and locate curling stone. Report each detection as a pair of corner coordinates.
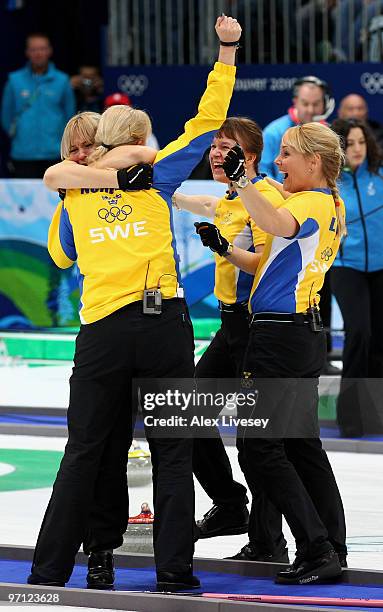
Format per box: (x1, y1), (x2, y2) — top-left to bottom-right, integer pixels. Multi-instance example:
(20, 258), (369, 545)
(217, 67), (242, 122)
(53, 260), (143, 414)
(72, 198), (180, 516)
(121, 502), (154, 553)
(127, 440), (152, 486)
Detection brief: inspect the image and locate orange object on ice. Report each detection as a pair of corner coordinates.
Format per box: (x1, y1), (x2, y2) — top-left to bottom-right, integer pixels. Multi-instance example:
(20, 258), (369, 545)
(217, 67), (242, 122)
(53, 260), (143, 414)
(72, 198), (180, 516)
(128, 502), (154, 524)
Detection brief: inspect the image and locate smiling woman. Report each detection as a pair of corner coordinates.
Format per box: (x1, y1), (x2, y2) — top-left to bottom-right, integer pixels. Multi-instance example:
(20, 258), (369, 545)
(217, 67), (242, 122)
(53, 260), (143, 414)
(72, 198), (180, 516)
(171, 117), (288, 562)
(218, 122), (348, 585)
(29, 14), (241, 592)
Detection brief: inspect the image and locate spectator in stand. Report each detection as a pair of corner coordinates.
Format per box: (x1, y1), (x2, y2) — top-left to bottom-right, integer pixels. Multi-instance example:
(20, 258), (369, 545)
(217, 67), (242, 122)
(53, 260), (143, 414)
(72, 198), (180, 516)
(1, 33), (75, 178)
(337, 93), (383, 150)
(71, 65), (104, 113)
(331, 118), (383, 437)
(104, 92), (160, 150)
(334, 0), (383, 61)
(260, 76), (334, 181)
(296, 0), (344, 62)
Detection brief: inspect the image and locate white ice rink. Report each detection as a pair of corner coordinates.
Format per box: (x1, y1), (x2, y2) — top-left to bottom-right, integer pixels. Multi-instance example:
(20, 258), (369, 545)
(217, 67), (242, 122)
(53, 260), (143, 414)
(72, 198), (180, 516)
(0, 434), (382, 571)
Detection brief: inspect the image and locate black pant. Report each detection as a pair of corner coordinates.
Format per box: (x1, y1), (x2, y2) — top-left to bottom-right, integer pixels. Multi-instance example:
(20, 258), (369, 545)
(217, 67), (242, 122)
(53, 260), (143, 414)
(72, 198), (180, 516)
(30, 299), (195, 582)
(331, 266), (383, 435)
(239, 320), (347, 560)
(193, 309), (286, 554)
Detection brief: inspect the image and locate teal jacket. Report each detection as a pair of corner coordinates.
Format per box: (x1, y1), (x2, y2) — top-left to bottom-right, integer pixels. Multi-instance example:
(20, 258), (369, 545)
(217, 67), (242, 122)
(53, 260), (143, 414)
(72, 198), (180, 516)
(334, 160), (383, 272)
(1, 62), (75, 160)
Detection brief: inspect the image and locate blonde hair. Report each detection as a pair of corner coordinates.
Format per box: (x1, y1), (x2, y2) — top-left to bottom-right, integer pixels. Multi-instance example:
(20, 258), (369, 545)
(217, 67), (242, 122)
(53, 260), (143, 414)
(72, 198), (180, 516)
(283, 122), (346, 238)
(87, 105), (152, 164)
(60, 111), (101, 159)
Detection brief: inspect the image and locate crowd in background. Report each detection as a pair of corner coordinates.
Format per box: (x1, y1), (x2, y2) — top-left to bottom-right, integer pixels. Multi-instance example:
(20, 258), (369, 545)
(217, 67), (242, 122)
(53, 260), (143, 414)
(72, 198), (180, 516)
(2, 0), (383, 176)
(0, 31), (163, 179)
(0, 7), (383, 441)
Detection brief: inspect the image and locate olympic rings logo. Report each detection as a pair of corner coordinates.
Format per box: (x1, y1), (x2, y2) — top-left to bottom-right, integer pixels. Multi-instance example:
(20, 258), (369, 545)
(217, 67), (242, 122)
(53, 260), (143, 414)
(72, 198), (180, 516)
(360, 72), (383, 95)
(117, 74), (149, 96)
(98, 204), (132, 223)
(321, 247), (333, 261)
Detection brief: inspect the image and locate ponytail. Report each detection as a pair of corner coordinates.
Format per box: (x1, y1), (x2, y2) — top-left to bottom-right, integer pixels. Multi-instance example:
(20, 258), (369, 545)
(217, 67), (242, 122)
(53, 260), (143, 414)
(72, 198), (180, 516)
(329, 184), (347, 239)
(283, 123), (346, 239)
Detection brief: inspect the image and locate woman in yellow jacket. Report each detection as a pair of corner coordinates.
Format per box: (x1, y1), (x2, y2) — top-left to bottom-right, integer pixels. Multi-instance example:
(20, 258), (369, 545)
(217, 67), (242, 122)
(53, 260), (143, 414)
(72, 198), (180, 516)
(28, 15), (240, 592)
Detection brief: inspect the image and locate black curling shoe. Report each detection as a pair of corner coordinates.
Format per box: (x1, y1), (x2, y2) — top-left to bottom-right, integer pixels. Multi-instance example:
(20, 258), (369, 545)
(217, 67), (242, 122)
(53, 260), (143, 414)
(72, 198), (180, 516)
(196, 503), (249, 539)
(338, 552), (348, 568)
(156, 571), (201, 592)
(275, 549), (342, 585)
(228, 541), (289, 563)
(87, 551), (114, 590)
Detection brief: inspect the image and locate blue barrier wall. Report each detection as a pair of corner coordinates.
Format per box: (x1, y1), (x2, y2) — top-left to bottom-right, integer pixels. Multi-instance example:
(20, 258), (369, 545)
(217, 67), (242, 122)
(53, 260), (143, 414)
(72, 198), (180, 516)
(0, 178), (344, 330)
(0, 179), (225, 329)
(104, 63), (383, 148)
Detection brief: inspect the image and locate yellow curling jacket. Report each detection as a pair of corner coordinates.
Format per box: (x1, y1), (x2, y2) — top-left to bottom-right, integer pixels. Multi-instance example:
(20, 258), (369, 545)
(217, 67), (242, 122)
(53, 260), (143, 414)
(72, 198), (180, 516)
(249, 188), (345, 314)
(48, 62), (235, 324)
(214, 176), (284, 304)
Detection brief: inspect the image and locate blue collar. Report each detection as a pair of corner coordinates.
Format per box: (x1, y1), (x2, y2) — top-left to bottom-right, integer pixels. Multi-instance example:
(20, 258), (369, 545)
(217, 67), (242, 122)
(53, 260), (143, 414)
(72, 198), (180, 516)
(343, 159), (368, 176)
(311, 187), (331, 194)
(26, 61), (55, 78)
(227, 174), (265, 200)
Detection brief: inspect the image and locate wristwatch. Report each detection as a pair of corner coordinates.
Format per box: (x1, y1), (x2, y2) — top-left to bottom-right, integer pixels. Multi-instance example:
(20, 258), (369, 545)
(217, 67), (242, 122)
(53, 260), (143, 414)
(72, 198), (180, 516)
(235, 174), (250, 189)
(223, 242), (234, 257)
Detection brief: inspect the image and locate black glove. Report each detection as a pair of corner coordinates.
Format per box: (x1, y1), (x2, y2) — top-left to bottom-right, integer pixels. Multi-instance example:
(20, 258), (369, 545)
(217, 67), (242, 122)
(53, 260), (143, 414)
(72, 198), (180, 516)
(194, 221), (230, 256)
(221, 144), (246, 182)
(117, 163), (153, 191)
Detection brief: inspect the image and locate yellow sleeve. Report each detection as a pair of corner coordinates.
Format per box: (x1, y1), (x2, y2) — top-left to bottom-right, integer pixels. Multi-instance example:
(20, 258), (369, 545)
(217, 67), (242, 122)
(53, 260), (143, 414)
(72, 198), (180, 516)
(152, 62), (236, 193)
(47, 201), (76, 269)
(283, 193), (320, 239)
(250, 220), (267, 248)
(251, 182), (285, 247)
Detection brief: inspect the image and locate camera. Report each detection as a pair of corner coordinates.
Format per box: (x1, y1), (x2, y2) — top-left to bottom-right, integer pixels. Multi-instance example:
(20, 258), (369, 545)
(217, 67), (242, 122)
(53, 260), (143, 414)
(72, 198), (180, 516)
(82, 78), (94, 89)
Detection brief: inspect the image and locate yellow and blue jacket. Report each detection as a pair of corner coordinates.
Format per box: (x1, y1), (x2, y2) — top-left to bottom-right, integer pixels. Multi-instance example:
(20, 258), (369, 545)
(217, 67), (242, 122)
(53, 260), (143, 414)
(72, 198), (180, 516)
(249, 189), (345, 314)
(214, 177), (284, 304)
(48, 62), (236, 324)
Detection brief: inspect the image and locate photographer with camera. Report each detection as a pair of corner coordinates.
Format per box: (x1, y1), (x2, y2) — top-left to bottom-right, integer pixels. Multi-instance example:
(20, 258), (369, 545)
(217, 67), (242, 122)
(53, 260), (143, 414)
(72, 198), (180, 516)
(71, 65), (104, 113)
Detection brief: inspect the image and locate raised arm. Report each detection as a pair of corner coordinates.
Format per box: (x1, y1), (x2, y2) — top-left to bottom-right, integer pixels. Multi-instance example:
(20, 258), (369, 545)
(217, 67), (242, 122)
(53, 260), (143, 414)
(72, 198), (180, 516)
(265, 176), (292, 199)
(45, 160), (152, 192)
(216, 14), (241, 65)
(44, 160), (119, 190)
(173, 192), (219, 218)
(222, 146), (298, 238)
(235, 184), (297, 237)
(153, 15), (240, 193)
(93, 145), (157, 169)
